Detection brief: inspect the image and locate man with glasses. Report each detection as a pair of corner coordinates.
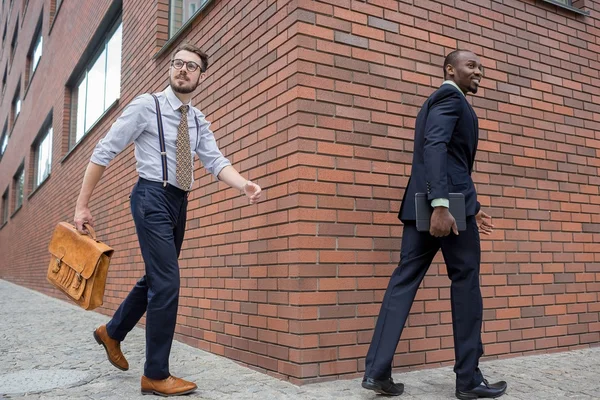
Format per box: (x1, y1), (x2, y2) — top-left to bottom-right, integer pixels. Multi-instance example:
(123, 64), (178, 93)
(74, 43), (262, 396)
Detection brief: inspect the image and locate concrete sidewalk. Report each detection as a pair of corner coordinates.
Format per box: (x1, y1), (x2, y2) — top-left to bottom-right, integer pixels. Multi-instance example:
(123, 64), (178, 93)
(1, 279), (599, 400)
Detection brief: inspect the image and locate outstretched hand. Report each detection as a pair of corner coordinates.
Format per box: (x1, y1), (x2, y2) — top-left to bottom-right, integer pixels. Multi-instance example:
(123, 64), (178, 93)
(475, 210), (494, 235)
(243, 181), (262, 204)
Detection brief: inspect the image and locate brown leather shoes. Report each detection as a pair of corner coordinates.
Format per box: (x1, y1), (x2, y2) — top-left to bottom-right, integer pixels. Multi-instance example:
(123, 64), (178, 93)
(93, 325), (129, 371)
(141, 375), (198, 396)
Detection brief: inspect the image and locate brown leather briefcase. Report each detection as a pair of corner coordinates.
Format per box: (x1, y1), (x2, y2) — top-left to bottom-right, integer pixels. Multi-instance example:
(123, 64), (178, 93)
(47, 222), (113, 310)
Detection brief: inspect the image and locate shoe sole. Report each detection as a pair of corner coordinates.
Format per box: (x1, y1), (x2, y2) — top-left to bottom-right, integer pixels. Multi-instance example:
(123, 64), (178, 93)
(93, 330), (129, 371)
(141, 388), (197, 397)
(455, 387), (506, 400)
(362, 382), (404, 396)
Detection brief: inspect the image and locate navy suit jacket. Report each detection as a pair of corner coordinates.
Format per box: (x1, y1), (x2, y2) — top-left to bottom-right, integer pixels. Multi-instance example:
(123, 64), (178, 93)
(399, 84), (480, 222)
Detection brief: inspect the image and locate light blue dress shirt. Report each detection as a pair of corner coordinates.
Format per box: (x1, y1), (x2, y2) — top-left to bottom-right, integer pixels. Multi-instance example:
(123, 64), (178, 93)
(91, 86), (231, 190)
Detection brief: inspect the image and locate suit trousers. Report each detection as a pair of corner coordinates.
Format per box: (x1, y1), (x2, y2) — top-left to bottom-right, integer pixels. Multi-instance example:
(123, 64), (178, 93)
(106, 178), (188, 380)
(364, 217), (484, 391)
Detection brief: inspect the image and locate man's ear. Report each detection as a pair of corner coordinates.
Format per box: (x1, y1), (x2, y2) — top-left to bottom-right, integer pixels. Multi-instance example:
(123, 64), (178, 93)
(445, 64), (455, 77)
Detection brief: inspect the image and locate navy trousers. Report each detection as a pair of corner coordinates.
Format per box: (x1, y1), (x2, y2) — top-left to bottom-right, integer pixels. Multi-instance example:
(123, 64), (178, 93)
(365, 217), (484, 391)
(106, 178), (188, 380)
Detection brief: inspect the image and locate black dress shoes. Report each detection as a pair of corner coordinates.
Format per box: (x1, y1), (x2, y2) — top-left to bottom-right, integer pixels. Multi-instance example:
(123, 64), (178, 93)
(455, 378), (507, 399)
(362, 376), (404, 396)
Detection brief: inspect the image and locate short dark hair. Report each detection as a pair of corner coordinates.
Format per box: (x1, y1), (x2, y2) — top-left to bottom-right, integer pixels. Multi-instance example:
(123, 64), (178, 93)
(443, 49), (471, 79)
(171, 43), (209, 72)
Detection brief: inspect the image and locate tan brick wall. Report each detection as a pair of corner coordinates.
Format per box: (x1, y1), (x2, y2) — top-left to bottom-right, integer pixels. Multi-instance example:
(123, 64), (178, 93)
(0, 0), (598, 384)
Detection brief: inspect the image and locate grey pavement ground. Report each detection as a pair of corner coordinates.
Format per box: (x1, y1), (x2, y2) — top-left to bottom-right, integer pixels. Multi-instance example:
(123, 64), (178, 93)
(1, 279), (599, 400)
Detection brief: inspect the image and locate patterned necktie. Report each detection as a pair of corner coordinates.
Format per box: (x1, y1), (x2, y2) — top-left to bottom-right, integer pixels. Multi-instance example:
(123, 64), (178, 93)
(176, 105), (192, 190)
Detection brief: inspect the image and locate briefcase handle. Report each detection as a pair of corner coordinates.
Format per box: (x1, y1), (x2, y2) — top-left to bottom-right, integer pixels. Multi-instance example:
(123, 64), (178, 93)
(82, 223), (97, 241)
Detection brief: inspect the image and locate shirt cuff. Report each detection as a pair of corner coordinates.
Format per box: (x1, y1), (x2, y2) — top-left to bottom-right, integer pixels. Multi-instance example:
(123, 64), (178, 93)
(211, 159), (232, 180)
(90, 153), (110, 167)
(431, 198), (449, 208)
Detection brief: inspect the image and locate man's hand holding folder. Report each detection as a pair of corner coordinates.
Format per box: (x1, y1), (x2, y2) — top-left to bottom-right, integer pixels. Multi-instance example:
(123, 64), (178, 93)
(430, 207), (459, 237)
(415, 193), (466, 236)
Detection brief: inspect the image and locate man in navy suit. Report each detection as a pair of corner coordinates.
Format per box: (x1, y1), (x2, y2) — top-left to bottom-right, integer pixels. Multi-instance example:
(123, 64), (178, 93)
(361, 50), (507, 399)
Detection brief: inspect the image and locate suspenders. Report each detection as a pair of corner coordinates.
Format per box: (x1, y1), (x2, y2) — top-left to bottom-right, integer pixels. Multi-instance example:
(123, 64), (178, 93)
(150, 93), (201, 189)
(150, 94), (168, 187)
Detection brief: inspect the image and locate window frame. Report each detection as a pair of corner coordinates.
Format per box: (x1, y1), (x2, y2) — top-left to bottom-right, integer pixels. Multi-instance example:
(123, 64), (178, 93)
(22, 0), (30, 21)
(12, 163), (24, 215)
(9, 17), (18, 66)
(549, 0), (571, 5)
(68, 17), (122, 150)
(2, 22), (7, 44)
(31, 119), (53, 193)
(154, 0), (212, 59)
(1, 188), (9, 227)
(168, 0), (212, 38)
(0, 120), (8, 161)
(2, 64), (7, 98)
(26, 11), (43, 91)
(49, 0), (64, 32)
(541, 0), (590, 15)
(11, 81), (21, 131)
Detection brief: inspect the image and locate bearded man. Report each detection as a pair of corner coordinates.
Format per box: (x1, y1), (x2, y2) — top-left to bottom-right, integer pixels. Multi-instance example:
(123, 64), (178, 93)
(74, 43), (261, 396)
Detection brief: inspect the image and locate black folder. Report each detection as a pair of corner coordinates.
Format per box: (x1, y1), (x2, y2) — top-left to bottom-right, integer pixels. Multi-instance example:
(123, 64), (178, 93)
(415, 193), (466, 232)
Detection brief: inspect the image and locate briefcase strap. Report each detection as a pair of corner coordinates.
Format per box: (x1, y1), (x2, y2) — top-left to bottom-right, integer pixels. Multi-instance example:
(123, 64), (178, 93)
(83, 223), (96, 241)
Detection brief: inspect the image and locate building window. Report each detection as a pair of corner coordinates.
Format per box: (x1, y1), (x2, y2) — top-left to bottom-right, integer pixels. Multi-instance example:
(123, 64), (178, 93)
(0, 121), (8, 160)
(13, 166), (24, 211)
(1, 189), (8, 225)
(10, 19), (18, 65)
(541, 0), (590, 14)
(26, 16), (43, 87)
(50, 0), (64, 28)
(34, 126), (52, 188)
(169, 0), (210, 38)
(70, 20), (122, 147)
(22, 0), (30, 17)
(2, 65), (7, 96)
(33, 33), (44, 71)
(11, 84), (21, 127)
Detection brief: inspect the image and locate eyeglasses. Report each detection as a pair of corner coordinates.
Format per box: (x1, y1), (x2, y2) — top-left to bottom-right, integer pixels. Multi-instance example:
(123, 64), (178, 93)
(171, 59), (202, 73)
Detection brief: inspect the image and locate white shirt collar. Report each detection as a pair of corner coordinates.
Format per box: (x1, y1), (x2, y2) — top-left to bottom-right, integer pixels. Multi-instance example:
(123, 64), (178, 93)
(164, 85), (192, 111)
(442, 80), (466, 97)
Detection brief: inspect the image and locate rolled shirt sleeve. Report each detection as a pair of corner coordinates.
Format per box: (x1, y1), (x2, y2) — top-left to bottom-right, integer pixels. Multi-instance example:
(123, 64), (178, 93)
(90, 95), (151, 166)
(193, 111), (231, 179)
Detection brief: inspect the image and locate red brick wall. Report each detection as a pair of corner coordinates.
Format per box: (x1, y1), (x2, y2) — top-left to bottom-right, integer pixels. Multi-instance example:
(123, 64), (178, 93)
(1, 0), (599, 384)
